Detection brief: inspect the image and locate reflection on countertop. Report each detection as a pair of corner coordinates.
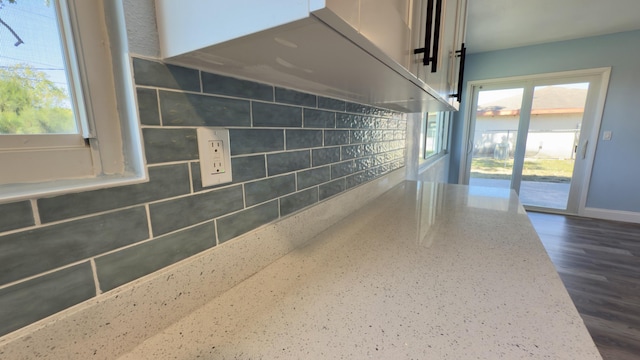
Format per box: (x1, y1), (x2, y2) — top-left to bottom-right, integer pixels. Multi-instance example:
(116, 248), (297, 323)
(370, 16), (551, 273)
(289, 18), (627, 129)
(119, 181), (601, 360)
(413, 182), (524, 248)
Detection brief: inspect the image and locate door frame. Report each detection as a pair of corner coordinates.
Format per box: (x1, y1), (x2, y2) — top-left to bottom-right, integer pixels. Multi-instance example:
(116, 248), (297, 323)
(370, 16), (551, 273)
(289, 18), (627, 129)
(458, 67), (611, 215)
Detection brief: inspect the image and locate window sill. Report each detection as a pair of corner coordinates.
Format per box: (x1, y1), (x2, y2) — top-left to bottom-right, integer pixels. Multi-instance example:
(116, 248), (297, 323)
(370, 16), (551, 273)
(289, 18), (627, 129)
(0, 172), (148, 204)
(418, 151), (447, 172)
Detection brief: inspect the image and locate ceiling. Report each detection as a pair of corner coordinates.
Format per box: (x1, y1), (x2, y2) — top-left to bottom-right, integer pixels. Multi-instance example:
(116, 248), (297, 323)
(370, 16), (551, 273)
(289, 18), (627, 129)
(465, 0), (640, 54)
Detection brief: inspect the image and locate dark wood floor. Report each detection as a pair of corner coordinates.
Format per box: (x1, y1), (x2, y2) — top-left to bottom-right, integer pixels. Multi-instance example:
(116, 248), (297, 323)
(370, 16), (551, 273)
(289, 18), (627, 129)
(528, 211), (640, 360)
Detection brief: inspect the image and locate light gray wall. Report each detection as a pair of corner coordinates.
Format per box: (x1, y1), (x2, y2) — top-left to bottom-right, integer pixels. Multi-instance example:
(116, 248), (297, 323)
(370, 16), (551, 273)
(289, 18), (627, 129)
(122, 0), (160, 57)
(405, 112), (451, 184)
(450, 30), (640, 213)
(418, 155), (449, 183)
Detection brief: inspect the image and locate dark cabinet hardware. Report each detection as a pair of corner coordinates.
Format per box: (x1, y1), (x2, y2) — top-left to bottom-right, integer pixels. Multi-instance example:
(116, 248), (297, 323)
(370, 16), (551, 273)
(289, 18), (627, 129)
(413, 0), (434, 66)
(430, 0), (443, 73)
(449, 43), (466, 102)
(413, 0), (442, 71)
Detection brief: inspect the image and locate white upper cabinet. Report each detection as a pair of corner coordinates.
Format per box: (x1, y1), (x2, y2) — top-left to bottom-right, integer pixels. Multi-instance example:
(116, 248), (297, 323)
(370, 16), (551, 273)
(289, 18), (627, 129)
(155, 0), (467, 112)
(410, 0), (467, 107)
(359, 0), (413, 69)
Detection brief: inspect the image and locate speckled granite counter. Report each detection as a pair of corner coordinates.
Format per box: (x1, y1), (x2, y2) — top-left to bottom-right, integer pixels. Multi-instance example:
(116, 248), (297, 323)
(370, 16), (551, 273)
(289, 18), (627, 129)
(119, 181), (602, 359)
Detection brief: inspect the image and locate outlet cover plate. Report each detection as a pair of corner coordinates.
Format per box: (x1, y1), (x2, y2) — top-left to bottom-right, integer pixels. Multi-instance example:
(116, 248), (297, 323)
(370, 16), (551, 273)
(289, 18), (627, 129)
(197, 128), (232, 187)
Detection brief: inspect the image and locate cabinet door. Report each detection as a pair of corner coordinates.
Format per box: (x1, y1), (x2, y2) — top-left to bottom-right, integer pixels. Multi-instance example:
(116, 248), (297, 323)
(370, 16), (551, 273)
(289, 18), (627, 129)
(411, 0), (463, 99)
(447, 0), (467, 107)
(409, 0), (425, 79)
(326, 0), (360, 31)
(359, 0), (413, 69)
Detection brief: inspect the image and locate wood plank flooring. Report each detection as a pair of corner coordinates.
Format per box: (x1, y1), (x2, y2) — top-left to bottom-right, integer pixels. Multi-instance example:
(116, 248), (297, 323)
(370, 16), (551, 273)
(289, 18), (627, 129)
(528, 211), (640, 360)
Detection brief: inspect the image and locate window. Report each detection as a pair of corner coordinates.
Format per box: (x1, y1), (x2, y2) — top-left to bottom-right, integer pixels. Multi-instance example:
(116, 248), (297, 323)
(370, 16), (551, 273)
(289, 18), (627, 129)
(419, 111), (450, 161)
(0, 0), (144, 201)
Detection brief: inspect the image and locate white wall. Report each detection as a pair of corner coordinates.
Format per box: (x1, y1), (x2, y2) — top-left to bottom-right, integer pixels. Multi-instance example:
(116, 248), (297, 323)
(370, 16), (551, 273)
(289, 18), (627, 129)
(450, 30), (640, 216)
(473, 114), (581, 159)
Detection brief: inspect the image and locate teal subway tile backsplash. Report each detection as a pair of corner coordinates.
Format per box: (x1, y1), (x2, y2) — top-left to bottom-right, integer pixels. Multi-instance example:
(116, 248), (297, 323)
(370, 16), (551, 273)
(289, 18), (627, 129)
(159, 90), (251, 127)
(95, 221), (216, 292)
(275, 87), (317, 107)
(266, 150), (311, 176)
(0, 262), (94, 337)
(244, 175), (296, 207)
(229, 129), (285, 155)
(0, 207), (149, 286)
(0, 57), (406, 338)
(132, 58), (200, 92)
(136, 87), (161, 126)
(149, 185), (244, 236)
(312, 147), (341, 166)
(342, 144), (364, 160)
(38, 164), (190, 223)
(252, 102), (302, 127)
(216, 201), (279, 243)
(143, 128), (199, 164)
(201, 71), (273, 101)
(280, 188), (319, 216)
(319, 178), (347, 200)
(227, 156), (268, 183)
(331, 160), (356, 179)
(285, 129), (323, 150)
(318, 96), (346, 111)
(303, 108), (335, 128)
(297, 166), (331, 190)
(0, 201), (33, 233)
(324, 130), (350, 146)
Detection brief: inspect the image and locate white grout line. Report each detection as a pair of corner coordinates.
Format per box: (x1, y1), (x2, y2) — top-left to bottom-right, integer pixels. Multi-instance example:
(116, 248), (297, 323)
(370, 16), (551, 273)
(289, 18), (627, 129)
(283, 129), (287, 150)
(145, 203), (154, 238)
(90, 259), (103, 295)
(242, 183), (247, 209)
(155, 88), (163, 126)
(262, 154), (268, 179)
(214, 218), (220, 246)
(30, 199), (41, 226)
(187, 162), (194, 193)
(277, 198), (281, 218)
(249, 100), (254, 127)
(146, 160), (192, 168)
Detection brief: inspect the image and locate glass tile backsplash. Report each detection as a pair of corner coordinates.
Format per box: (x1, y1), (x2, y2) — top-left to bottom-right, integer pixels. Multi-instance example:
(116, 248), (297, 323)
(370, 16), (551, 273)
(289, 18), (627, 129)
(0, 57), (406, 337)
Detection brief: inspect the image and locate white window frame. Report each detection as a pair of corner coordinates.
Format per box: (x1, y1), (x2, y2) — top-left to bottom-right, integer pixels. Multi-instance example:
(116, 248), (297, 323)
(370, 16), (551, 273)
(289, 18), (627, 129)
(419, 111), (450, 163)
(0, 0), (145, 202)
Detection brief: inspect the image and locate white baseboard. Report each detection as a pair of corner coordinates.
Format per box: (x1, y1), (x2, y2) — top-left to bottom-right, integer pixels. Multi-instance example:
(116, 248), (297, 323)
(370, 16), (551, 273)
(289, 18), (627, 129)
(582, 207), (640, 224)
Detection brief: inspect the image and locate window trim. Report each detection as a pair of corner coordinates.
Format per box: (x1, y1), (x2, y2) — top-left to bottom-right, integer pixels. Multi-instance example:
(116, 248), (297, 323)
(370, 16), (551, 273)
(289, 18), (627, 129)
(419, 111), (450, 164)
(0, 0), (146, 203)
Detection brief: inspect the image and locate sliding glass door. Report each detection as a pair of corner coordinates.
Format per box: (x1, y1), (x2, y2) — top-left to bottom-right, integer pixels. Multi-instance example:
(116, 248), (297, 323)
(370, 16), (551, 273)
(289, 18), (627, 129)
(463, 71), (609, 214)
(468, 87), (525, 190)
(518, 83), (589, 209)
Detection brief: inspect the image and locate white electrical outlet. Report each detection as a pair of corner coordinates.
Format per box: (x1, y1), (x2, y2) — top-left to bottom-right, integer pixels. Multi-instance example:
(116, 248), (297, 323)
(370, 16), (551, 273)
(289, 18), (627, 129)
(197, 128), (232, 187)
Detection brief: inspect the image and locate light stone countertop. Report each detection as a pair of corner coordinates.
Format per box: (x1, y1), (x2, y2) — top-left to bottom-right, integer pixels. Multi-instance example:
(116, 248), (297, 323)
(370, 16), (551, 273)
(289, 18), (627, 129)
(118, 181), (602, 359)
